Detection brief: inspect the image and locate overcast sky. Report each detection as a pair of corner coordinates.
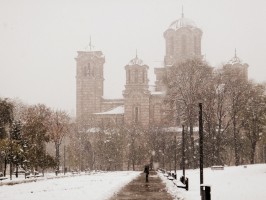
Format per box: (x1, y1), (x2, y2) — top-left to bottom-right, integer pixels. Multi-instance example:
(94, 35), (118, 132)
(0, 0), (266, 116)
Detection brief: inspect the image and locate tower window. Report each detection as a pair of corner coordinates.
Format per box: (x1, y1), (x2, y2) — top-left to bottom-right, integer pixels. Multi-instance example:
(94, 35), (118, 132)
(194, 35), (197, 55)
(135, 70), (138, 83)
(142, 70), (145, 83)
(181, 35), (187, 56)
(84, 63), (91, 76)
(128, 70), (131, 83)
(169, 36), (174, 55)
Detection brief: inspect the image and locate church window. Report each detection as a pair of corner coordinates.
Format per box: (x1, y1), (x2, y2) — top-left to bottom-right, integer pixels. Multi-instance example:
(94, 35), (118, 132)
(181, 35), (187, 55)
(83, 65), (87, 76)
(142, 70), (145, 83)
(83, 63), (91, 76)
(194, 35), (197, 55)
(128, 70), (131, 83)
(169, 36), (174, 55)
(135, 70), (138, 83)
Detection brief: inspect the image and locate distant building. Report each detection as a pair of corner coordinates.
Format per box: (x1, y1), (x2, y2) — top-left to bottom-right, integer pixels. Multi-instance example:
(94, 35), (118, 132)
(223, 49), (249, 81)
(75, 13), (248, 129)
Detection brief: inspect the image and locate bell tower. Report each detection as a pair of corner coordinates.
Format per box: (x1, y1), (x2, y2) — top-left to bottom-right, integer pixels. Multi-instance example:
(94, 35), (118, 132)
(155, 11), (203, 92)
(224, 49), (249, 81)
(123, 54), (150, 127)
(75, 50), (105, 126)
(164, 12), (202, 66)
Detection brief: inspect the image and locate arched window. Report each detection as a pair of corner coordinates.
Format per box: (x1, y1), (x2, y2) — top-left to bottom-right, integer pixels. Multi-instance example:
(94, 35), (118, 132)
(181, 35), (187, 55)
(83, 63), (92, 76)
(194, 35), (197, 55)
(169, 36), (174, 55)
(128, 70), (131, 83)
(142, 70), (145, 83)
(135, 70), (138, 83)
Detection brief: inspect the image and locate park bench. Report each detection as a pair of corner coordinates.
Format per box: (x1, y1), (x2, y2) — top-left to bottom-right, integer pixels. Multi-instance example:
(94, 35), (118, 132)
(160, 169), (189, 191)
(0, 177), (8, 181)
(25, 171), (31, 179)
(177, 175), (189, 191)
(211, 165), (224, 170)
(167, 176), (174, 180)
(169, 174), (189, 191)
(33, 171), (42, 177)
(25, 171), (42, 179)
(0, 172), (8, 181)
(71, 170), (79, 175)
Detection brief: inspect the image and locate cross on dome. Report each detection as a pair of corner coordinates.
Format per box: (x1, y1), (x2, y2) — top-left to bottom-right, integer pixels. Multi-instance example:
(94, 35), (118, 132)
(128, 50), (144, 66)
(228, 48), (242, 65)
(168, 7), (197, 30)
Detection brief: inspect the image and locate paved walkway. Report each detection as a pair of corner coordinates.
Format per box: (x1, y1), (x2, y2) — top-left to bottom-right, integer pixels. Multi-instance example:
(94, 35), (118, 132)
(109, 171), (174, 200)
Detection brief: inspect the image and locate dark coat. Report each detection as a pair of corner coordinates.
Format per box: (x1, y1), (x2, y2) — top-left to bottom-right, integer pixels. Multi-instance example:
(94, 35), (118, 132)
(144, 165), (150, 174)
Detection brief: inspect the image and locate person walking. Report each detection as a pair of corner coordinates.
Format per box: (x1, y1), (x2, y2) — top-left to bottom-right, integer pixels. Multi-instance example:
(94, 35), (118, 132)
(144, 164), (150, 182)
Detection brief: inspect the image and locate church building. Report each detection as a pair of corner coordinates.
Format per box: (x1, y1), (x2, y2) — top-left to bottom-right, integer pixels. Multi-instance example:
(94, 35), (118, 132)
(75, 12), (248, 129)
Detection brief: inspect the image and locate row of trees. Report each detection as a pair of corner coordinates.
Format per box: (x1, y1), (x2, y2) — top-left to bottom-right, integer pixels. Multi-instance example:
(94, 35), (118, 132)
(67, 125), (150, 171)
(163, 58), (266, 168)
(65, 58), (266, 172)
(0, 99), (70, 178)
(1, 59), (265, 174)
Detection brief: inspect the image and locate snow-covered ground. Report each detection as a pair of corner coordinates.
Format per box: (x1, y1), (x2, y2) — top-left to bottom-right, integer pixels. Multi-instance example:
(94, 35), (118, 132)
(0, 171), (140, 200)
(1, 164), (265, 200)
(160, 164), (266, 200)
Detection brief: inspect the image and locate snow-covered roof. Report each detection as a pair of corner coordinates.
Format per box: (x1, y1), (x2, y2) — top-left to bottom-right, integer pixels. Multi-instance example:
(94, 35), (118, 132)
(227, 55), (242, 65)
(169, 16), (197, 31)
(128, 55), (144, 66)
(94, 106), (124, 115)
(151, 91), (164, 95)
(102, 98), (124, 103)
(149, 85), (164, 96)
(162, 126), (199, 132)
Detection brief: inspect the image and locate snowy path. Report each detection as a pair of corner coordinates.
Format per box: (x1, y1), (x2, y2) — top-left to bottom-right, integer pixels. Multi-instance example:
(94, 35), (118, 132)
(0, 171), (140, 200)
(109, 171), (173, 200)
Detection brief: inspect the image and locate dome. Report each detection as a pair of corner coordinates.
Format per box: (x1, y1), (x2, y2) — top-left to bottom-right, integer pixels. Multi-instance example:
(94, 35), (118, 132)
(228, 56), (242, 65)
(128, 55), (144, 66)
(227, 50), (242, 65)
(169, 17), (197, 30)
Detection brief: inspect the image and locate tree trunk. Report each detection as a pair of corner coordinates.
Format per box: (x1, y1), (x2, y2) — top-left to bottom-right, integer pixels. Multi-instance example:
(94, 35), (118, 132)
(4, 157), (7, 177)
(16, 164), (18, 178)
(9, 162), (12, 180)
(216, 123), (222, 165)
(132, 159), (135, 171)
(233, 115), (240, 166)
(55, 142), (60, 174)
(189, 123), (195, 168)
(250, 141), (257, 164)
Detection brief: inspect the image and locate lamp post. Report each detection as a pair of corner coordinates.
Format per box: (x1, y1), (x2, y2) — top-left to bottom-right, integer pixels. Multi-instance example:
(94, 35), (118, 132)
(63, 145), (66, 175)
(174, 134), (177, 175)
(199, 103), (204, 199)
(182, 124), (185, 178)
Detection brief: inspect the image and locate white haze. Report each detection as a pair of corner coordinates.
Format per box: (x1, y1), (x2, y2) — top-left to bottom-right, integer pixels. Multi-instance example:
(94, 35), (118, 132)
(0, 0), (266, 116)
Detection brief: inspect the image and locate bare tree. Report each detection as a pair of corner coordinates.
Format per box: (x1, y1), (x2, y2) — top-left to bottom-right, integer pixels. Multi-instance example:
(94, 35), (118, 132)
(223, 66), (249, 166)
(241, 83), (266, 164)
(48, 110), (70, 173)
(164, 58), (213, 168)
